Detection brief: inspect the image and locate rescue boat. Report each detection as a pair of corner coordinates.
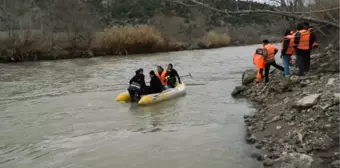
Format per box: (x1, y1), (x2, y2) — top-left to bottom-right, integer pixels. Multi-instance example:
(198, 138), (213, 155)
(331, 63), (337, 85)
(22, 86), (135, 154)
(115, 83), (186, 105)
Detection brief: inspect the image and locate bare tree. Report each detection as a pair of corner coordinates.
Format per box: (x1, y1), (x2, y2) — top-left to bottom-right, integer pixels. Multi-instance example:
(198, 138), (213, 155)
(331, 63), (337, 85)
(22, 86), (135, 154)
(168, 0), (340, 29)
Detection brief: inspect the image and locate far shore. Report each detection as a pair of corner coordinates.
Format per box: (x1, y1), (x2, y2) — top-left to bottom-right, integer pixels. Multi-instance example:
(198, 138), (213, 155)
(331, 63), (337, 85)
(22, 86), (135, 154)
(0, 26), (281, 63)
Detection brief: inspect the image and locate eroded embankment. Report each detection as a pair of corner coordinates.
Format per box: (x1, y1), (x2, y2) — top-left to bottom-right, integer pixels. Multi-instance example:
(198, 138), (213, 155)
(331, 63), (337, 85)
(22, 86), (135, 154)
(232, 43), (340, 168)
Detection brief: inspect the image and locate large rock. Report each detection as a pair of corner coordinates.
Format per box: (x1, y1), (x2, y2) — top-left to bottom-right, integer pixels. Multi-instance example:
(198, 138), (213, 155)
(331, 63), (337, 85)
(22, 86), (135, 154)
(274, 153), (314, 168)
(332, 160), (340, 168)
(294, 94), (321, 109)
(231, 85), (247, 98)
(333, 93), (340, 103)
(327, 78), (335, 85)
(242, 69), (257, 85)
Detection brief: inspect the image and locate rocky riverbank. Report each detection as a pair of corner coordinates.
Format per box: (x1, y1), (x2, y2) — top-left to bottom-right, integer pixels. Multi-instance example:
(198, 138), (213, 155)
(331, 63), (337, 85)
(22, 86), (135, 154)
(232, 43), (340, 168)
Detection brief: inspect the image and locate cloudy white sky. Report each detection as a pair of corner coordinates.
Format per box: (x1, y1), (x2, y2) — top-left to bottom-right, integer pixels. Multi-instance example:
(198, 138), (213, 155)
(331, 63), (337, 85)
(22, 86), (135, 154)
(240, 0), (278, 5)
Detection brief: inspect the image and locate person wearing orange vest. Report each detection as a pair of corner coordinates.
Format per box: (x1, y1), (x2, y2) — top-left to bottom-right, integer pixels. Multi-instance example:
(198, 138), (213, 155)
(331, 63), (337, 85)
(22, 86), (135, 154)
(289, 30), (296, 65)
(304, 22), (318, 49)
(155, 66), (168, 89)
(294, 23), (316, 76)
(262, 39), (284, 83)
(252, 48), (265, 83)
(281, 29), (295, 77)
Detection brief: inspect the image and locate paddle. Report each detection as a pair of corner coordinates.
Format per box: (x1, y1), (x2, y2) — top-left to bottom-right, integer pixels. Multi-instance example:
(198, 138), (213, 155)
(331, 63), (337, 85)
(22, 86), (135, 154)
(180, 73), (192, 78)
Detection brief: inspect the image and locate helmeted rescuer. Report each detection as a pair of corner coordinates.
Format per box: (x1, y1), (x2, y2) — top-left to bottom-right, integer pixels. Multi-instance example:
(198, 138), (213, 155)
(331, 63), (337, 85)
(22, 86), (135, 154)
(294, 22), (316, 76)
(252, 47), (265, 83)
(281, 29), (295, 77)
(166, 63), (181, 88)
(128, 68), (146, 102)
(155, 66), (167, 89)
(262, 39), (284, 83)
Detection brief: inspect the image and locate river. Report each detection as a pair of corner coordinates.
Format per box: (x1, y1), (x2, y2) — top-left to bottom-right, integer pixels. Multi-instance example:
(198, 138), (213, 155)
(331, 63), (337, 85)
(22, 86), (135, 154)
(0, 44), (275, 168)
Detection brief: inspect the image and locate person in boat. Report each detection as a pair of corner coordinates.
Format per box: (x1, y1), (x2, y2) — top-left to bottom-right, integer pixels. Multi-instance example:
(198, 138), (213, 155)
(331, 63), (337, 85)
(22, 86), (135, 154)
(156, 66), (168, 90)
(144, 70), (164, 94)
(165, 63), (181, 88)
(128, 68), (146, 102)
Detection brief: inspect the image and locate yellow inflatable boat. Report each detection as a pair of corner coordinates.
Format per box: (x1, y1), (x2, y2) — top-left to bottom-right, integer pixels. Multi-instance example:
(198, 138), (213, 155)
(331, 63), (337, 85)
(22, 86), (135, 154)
(115, 83), (186, 105)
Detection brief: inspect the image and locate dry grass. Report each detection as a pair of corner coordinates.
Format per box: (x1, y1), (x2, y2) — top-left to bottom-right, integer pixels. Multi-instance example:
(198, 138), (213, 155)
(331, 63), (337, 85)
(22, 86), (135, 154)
(0, 23), (287, 62)
(93, 25), (176, 55)
(198, 31), (231, 48)
(0, 25), (185, 62)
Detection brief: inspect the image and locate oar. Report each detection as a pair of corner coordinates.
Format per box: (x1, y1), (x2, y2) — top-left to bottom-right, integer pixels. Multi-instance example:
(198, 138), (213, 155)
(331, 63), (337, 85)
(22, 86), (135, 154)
(180, 73), (192, 78)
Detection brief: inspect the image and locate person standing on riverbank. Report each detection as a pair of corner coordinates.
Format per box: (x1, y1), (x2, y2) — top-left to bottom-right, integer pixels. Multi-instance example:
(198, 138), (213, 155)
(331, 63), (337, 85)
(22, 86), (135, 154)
(252, 48), (265, 83)
(262, 39), (284, 82)
(303, 22), (318, 73)
(281, 29), (295, 77)
(294, 23), (316, 76)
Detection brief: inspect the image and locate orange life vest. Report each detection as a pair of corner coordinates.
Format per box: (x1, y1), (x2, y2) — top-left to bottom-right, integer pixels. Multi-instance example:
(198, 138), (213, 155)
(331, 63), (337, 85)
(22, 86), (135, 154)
(263, 44), (276, 61)
(297, 29), (310, 50)
(155, 70), (167, 85)
(253, 48), (265, 69)
(307, 28), (318, 48)
(281, 35), (295, 55)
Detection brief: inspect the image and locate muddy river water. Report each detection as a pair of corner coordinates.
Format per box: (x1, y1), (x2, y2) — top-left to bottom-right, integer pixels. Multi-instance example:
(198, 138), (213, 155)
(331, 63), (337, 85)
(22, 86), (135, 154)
(0, 44), (281, 168)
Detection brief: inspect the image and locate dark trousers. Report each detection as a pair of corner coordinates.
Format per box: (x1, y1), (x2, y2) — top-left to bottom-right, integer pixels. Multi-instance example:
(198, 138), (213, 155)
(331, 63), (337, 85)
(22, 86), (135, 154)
(128, 86), (142, 102)
(296, 50), (311, 76)
(167, 77), (176, 88)
(264, 61), (284, 83)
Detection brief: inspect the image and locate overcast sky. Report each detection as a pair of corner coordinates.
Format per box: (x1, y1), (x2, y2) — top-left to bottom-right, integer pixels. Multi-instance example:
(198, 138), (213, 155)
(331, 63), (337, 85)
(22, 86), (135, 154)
(241, 0), (277, 5)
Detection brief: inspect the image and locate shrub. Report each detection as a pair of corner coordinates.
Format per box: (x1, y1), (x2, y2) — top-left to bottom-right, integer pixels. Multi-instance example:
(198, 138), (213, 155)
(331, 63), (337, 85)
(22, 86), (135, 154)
(93, 25), (178, 55)
(198, 31), (231, 48)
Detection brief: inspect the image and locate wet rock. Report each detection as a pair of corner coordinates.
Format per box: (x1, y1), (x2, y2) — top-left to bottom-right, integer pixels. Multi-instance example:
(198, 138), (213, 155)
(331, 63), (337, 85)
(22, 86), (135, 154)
(263, 158), (274, 167)
(333, 93), (340, 103)
(243, 115), (253, 119)
(231, 85), (247, 98)
(294, 94), (321, 109)
(327, 78), (336, 85)
(246, 135), (257, 144)
(255, 143), (263, 149)
(250, 152), (264, 161)
(331, 160), (340, 168)
(242, 69), (257, 85)
(267, 152), (280, 159)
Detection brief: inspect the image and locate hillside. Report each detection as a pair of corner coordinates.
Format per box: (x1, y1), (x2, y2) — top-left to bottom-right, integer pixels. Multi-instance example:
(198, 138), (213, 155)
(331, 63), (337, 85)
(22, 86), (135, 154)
(86, 0), (287, 44)
(0, 0), (311, 62)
